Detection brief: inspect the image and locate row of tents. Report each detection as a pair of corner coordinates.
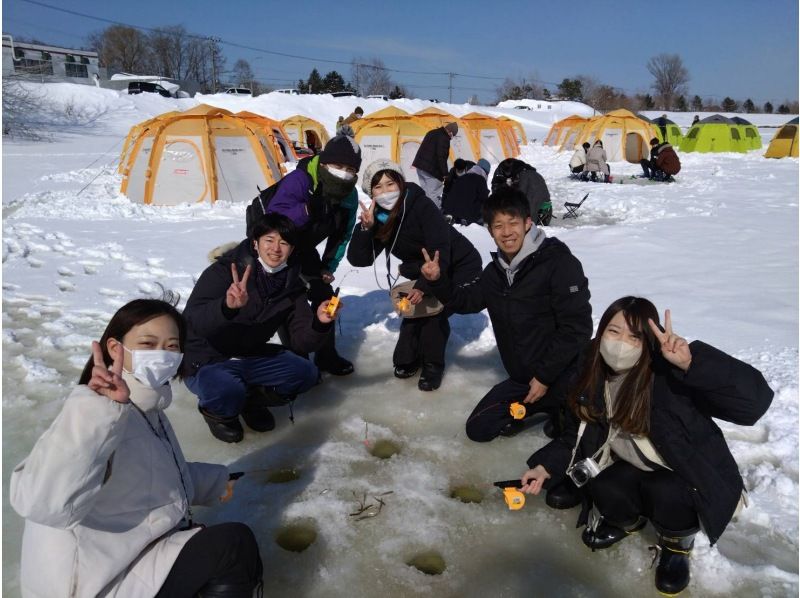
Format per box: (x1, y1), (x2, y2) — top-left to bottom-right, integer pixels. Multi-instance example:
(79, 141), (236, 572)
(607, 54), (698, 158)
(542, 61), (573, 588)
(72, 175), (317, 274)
(118, 104), (525, 205)
(545, 110), (797, 160)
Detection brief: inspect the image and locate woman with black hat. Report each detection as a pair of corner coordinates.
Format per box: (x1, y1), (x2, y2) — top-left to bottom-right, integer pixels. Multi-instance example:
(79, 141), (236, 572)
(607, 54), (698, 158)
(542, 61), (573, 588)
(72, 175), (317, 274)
(347, 159), (482, 391)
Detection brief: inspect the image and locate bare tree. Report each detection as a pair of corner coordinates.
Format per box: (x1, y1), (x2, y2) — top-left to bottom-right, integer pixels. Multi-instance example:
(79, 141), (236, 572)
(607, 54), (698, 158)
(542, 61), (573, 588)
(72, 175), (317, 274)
(88, 25), (149, 73)
(494, 75), (543, 103)
(2, 79), (46, 139)
(646, 54), (689, 110)
(351, 57), (393, 96)
(147, 26), (192, 80)
(232, 59), (255, 88)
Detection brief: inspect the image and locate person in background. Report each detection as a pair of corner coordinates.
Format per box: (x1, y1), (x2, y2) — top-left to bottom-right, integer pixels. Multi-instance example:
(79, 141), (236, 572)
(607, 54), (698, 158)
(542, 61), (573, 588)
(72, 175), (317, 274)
(640, 137), (681, 181)
(412, 122), (458, 208)
(347, 159), (482, 391)
(491, 157), (552, 226)
(421, 188), (592, 499)
(184, 214), (336, 443)
(521, 297), (773, 596)
(570, 142), (591, 175)
(246, 134), (362, 376)
(10, 298), (263, 597)
(343, 106), (364, 126)
(443, 157), (476, 197)
(692, 114), (700, 126)
(585, 139), (610, 182)
(442, 158), (491, 225)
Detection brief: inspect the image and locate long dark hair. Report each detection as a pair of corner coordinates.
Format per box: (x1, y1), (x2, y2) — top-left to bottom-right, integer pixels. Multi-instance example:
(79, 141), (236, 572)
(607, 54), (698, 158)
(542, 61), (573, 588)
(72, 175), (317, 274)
(568, 296), (660, 435)
(371, 169), (407, 243)
(78, 297), (187, 384)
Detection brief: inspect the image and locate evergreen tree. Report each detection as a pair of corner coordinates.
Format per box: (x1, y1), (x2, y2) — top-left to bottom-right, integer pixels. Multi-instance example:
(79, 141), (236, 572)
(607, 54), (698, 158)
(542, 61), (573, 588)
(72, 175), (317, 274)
(778, 104), (791, 114)
(764, 101), (774, 114)
(642, 94), (655, 109)
(320, 70), (349, 93)
(557, 78), (582, 100)
(742, 99), (756, 113)
(389, 85), (405, 99)
(721, 97), (738, 112)
(298, 68), (324, 94)
(676, 95), (688, 111)
(542, 88), (551, 100)
(691, 95), (703, 111)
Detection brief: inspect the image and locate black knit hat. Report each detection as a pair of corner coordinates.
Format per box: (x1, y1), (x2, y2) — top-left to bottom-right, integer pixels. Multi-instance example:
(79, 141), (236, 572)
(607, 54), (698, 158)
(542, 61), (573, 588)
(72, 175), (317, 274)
(319, 135), (362, 170)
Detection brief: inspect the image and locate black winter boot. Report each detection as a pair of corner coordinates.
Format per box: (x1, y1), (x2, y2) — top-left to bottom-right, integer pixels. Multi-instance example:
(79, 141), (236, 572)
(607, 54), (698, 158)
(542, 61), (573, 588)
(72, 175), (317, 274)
(314, 328), (354, 376)
(545, 479), (582, 510)
(199, 408), (244, 443)
(653, 531), (695, 596)
(582, 516), (647, 550)
(418, 363), (443, 391)
(240, 388), (276, 433)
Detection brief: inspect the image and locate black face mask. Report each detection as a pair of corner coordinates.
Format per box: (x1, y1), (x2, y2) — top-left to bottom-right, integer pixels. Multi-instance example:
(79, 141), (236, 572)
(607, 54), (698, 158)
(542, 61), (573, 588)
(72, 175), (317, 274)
(317, 165), (357, 203)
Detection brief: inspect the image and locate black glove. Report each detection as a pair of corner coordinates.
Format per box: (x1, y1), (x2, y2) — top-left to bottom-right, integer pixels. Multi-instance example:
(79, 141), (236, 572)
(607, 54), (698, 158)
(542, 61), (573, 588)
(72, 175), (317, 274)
(308, 278), (334, 307)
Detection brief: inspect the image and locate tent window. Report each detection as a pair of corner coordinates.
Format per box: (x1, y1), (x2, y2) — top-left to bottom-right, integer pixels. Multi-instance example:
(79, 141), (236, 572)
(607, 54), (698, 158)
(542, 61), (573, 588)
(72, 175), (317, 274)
(775, 125), (797, 140)
(687, 128), (699, 139)
(730, 129), (741, 140)
(745, 128), (756, 138)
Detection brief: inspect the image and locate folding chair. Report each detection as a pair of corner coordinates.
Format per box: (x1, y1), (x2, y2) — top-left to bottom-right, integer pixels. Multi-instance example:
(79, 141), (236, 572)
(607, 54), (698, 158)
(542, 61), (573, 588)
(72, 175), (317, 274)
(563, 193), (589, 219)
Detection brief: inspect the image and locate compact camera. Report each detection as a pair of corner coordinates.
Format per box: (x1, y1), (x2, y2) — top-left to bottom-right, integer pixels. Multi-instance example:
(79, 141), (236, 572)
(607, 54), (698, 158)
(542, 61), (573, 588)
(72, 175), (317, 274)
(566, 458), (601, 488)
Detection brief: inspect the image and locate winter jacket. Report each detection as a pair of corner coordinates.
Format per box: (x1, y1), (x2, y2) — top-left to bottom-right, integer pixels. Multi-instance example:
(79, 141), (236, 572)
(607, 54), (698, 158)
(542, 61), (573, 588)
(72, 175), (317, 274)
(412, 128), (452, 180)
(347, 183), (482, 296)
(442, 161), (475, 197)
(342, 111), (361, 126)
(585, 145), (609, 175)
(10, 385), (228, 597)
(429, 231), (592, 385)
(441, 169), (489, 225)
(183, 239), (331, 376)
(255, 156), (358, 276)
(654, 142), (681, 175)
(491, 158), (551, 221)
(529, 341), (774, 544)
(569, 148), (587, 169)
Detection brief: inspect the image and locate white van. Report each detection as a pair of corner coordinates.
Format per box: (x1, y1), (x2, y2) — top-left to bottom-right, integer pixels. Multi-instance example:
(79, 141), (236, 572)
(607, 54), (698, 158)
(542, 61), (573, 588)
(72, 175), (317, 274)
(275, 89), (299, 95)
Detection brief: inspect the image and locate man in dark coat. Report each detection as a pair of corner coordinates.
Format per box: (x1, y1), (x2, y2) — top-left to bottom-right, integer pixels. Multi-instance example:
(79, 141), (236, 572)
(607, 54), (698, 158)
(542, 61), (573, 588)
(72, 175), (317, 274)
(441, 158), (490, 225)
(184, 214), (336, 443)
(421, 187), (592, 441)
(491, 158), (552, 225)
(640, 137), (681, 180)
(412, 122), (458, 207)
(246, 134), (362, 376)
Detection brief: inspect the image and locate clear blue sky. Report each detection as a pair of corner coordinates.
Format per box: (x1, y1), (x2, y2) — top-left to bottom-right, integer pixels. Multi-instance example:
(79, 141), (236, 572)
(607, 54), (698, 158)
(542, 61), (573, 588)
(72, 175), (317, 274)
(4, 0), (798, 104)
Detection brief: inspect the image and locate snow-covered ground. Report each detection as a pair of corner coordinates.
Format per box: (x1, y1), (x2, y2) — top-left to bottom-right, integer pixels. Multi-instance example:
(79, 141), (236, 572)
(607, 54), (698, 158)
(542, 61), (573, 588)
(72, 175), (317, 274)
(2, 83), (798, 597)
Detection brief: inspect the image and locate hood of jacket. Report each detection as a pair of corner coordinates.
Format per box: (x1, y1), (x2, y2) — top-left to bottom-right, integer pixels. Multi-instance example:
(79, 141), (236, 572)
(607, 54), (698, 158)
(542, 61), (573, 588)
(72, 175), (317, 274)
(494, 226), (546, 285)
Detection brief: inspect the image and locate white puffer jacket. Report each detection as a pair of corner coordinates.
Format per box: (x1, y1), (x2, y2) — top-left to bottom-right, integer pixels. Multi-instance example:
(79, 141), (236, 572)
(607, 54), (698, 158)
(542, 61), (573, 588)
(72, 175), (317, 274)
(569, 148), (587, 169)
(10, 385), (228, 597)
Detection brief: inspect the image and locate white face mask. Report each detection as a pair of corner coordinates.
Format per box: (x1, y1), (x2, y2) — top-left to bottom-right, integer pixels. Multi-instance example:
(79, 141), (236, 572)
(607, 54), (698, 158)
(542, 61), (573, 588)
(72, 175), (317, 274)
(122, 371), (173, 412)
(123, 346), (183, 389)
(258, 256), (288, 274)
(325, 165), (356, 181)
(599, 337), (643, 372)
(374, 190), (401, 211)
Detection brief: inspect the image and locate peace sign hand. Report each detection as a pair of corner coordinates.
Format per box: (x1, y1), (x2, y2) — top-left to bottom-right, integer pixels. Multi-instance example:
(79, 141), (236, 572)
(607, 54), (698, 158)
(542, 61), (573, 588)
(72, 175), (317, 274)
(648, 309), (692, 372)
(226, 263), (251, 310)
(420, 248), (441, 282)
(87, 341), (130, 403)
(358, 199), (376, 230)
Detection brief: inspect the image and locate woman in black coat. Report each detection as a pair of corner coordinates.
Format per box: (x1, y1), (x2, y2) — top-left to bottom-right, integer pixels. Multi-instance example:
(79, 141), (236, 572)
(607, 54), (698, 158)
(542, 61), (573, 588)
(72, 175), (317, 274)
(520, 296), (773, 596)
(347, 159), (482, 391)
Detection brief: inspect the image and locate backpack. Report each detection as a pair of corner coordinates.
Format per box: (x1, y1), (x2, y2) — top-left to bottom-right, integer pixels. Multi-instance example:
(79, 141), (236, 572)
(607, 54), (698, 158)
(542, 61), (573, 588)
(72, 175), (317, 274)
(245, 157), (314, 237)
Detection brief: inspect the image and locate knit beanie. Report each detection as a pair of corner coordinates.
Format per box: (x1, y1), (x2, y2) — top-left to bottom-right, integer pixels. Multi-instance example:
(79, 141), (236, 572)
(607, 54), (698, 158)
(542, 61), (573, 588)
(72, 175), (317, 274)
(477, 158), (491, 175)
(320, 134), (362, 170)
(361, 159), (404, 196)
(444, 122), (458, 136)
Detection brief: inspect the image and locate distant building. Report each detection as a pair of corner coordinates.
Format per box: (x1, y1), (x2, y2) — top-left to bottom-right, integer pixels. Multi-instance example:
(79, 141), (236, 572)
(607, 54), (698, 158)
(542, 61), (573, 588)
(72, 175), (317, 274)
(2, 37), (102, 84)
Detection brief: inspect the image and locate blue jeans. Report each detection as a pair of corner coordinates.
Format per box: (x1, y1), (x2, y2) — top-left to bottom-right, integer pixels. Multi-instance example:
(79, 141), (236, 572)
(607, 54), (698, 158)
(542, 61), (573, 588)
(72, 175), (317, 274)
(184, 352), (319, 418)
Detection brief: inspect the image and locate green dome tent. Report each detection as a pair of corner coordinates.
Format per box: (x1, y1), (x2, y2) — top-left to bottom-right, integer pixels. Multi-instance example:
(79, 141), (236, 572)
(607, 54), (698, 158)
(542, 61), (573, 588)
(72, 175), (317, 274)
(679, 115), (747, 153)
(730, 116), (762, 150)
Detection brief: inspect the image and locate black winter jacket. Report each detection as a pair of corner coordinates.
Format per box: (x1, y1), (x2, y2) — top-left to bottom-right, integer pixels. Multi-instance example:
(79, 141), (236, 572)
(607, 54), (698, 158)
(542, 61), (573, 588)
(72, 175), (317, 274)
(346, 183), (482, 295)
(430, 237), (592, 385)
(529, 341), (774, 544)
(491, 159), (551, 220)
(412, 128), (451, 180)
(182, 239), (331, 376)
(442, 172), (489, 225)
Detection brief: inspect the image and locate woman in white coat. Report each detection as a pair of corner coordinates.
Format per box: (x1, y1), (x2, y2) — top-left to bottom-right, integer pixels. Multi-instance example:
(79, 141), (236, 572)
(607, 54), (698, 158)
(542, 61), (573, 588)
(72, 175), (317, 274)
(10, 298), (262, 597)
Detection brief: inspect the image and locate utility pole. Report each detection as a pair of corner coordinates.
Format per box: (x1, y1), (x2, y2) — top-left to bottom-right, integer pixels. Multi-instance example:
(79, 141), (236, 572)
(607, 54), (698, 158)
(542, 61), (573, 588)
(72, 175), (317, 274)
(448, 72), (454, 103)
(208, 36), (220, 93)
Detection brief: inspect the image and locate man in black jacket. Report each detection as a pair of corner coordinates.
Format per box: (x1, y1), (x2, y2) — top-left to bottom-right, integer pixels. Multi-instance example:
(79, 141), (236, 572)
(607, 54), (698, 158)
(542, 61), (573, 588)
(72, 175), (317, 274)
(421, 187), (592, 441)
(442, 158), (491, 225)
(491, 158), (552, 225)
(184, 214), (336, 443)
(412, 122), (458, 208)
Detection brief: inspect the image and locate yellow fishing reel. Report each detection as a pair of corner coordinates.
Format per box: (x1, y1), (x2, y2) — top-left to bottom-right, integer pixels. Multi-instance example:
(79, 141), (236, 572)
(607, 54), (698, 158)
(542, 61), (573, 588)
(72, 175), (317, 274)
(325, 288), (341, 318)
(509, 402), (526, 420)
(395, 296), (412, 315)
(494, 479), (526, 511)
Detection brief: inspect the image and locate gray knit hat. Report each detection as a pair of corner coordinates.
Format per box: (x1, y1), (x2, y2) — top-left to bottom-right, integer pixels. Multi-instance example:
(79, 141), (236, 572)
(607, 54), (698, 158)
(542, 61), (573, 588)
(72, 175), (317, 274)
(361, 159), (405, 196)
(444, 122), (458, 136)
